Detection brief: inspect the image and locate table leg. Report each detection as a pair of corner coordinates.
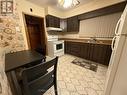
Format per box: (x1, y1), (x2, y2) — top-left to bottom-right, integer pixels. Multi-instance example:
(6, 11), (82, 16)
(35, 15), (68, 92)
(7, 71), (22, 95)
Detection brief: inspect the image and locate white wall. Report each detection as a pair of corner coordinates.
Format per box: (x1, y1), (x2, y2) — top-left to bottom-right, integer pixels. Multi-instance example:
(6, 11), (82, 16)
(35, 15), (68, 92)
(16, 0), (46, 49)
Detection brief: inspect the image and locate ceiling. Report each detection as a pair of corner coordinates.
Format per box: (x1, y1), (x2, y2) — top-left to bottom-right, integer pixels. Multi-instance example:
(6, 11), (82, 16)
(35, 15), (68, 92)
(27, 0), (94, 11)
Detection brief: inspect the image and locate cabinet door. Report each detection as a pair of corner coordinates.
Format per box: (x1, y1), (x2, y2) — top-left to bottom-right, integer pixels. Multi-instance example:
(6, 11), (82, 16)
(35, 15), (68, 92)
(91, 44), (111, 65)
(46, 15), (60, 28)
(88, 43), (95, 61)
(90, 44), (101, 63)
(72, 16), (79, 32)
(98, 45), (111, 65)
(65, 41), (70, 54)
(104, 45), (112, 65)
(65, 41), (81, 57)
(67, 16), (79, 32)
(46, 15), (54, 27)
(80, 43), (89, 59)
(65, 41), (89, 59)
(54, 17), (60, 28)
(67, 17), (72, 32)
(69, 42), (80, 56)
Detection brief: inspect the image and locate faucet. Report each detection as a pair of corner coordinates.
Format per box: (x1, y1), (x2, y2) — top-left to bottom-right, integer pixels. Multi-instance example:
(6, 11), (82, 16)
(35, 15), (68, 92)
(90, 36), (97, 43)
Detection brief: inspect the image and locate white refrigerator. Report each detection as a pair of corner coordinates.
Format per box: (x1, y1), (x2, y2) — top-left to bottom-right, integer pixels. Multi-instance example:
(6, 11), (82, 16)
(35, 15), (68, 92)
(104, 4), (127, 95)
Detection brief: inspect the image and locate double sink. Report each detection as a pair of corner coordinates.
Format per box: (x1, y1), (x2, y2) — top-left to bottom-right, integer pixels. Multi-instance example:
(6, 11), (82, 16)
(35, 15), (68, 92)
(85, 37), (103, 44)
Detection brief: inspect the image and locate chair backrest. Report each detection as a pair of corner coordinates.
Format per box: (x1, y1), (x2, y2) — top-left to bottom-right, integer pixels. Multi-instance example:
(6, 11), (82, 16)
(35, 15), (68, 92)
(21, 57), (58, 95)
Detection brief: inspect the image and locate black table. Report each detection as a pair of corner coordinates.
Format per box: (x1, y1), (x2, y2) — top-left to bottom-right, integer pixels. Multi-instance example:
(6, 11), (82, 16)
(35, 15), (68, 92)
(5, 50), (45, 95)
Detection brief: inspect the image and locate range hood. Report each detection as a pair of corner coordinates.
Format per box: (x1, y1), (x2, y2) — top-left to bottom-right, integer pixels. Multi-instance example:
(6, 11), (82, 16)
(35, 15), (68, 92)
(47, 27), (63, 32)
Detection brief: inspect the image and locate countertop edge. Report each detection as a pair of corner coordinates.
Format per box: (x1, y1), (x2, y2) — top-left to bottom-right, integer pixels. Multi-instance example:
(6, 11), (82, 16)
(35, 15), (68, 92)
(59, 38), (112, 45)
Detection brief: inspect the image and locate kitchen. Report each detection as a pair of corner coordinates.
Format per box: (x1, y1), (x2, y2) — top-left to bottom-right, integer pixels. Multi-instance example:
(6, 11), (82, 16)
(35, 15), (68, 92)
(0, 0), (127, 95)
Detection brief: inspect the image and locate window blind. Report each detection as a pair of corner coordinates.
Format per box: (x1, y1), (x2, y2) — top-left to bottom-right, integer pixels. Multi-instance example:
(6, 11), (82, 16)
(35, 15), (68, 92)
(79, 12), (122, 38)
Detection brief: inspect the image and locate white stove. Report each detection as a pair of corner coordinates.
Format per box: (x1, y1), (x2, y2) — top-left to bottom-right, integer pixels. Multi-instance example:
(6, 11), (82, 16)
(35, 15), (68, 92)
(47, 35), (64, 57)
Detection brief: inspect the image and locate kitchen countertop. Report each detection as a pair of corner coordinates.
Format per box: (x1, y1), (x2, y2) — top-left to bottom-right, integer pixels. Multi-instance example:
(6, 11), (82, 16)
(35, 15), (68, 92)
(59, 38), (112, 45)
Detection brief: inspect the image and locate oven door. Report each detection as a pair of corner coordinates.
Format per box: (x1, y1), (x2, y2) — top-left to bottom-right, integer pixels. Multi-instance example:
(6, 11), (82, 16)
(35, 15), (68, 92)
(54, 41), (64, 53)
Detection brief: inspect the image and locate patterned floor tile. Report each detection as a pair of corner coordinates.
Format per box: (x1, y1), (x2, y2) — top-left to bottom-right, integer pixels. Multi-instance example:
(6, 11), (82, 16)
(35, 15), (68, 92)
(66, 83), (76, 92)
(79, 80), (89, 88)
(70, 92), (80, 95)
(58, 81), (66, 89)
(59, 89), (70, 95)
(97, 90), (104, 95)
(98, 84), (105, 90)
(91, 77), (102, 84)
(88, 82), (102, 91)
(64, 77), (72, 83)
(86, 88), (98, 95)
(75, 85), (85, 91)
(44, 54), (107, 95)
(71, 79), (80, 86)
(77, 90), (88, 95)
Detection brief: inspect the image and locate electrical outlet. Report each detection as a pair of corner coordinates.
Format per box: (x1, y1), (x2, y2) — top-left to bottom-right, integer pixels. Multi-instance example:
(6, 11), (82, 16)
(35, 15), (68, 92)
(0, 82), (2, 94)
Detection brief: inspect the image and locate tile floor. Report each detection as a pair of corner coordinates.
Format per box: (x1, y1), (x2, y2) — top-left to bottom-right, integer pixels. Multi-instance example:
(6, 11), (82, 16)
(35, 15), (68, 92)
(44, 54), (108, 95)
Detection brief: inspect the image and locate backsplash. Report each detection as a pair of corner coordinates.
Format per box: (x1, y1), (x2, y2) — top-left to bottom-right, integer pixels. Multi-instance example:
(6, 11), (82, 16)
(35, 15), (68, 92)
(0, 0), (25, 95)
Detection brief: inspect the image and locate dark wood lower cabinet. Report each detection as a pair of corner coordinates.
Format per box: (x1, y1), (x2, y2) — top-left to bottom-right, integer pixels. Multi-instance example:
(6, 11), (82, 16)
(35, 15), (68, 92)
(80, 43), (89, 59)
(90, 44), (112, 65)
(65, 41), (112, 66)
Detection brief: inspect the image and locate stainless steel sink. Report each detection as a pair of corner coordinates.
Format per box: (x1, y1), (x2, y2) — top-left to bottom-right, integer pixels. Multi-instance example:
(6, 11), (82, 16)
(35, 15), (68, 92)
(87, 37), (97, 43)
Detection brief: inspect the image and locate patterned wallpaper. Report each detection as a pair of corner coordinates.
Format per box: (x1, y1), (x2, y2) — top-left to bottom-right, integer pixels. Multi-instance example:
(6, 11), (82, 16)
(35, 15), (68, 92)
(0, 0), (25, 95)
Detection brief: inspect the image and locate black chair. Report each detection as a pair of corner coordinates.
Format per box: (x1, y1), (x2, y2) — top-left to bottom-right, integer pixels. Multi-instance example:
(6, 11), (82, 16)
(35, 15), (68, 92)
(21, 57), (58, 95)
(35, 45), (46, 56)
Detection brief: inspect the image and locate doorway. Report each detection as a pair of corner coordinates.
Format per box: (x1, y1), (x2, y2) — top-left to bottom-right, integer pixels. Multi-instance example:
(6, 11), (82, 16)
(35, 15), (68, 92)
(24, 14), (47, 55)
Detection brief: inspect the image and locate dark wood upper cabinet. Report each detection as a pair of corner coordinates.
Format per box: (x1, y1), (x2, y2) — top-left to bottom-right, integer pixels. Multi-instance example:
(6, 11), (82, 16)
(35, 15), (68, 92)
(67, 16), (79, 32)
(45, 2), (126, 33)
(78, 1), (126, 20)
(46, 15), (79, 32)
(46, 15), (60, 28)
